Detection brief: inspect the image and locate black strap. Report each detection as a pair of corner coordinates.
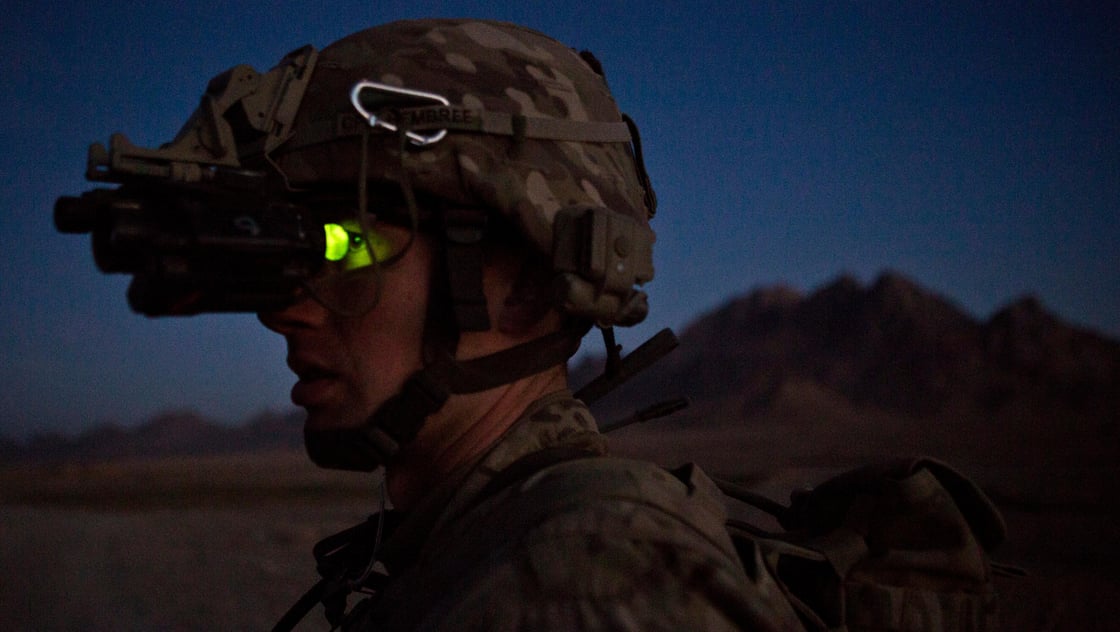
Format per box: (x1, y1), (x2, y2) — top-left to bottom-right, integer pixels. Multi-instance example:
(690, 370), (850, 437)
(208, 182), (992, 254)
(272, 512), (399, 632)
(428, 325), (587, 394)
(271, 577), (330, 632)
(304, 325), (587, 471)
(622, 112), (657, 217)
(377, 325), (585, 446)
(272, 447), (596, 632)
(472, 446), (598, 509)
(575, 327), (679, 404)
(442, 208), (491, 332)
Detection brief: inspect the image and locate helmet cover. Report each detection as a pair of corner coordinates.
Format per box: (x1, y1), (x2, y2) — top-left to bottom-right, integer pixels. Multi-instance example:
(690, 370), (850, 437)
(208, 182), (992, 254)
(270, 19), (653, 260)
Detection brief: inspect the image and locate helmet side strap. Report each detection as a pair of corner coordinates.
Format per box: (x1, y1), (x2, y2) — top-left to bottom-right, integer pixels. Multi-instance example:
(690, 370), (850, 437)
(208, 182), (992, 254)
(441, 207), (492, 334)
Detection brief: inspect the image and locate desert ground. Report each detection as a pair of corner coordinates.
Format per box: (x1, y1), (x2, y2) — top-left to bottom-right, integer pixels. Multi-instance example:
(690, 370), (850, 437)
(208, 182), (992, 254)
(2, 417), (1117, 631)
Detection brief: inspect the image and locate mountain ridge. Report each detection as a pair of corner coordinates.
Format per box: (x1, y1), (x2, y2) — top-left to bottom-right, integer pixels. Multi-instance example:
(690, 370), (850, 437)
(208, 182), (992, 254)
(585, 270), (1117, 417)
(579, 270), (1118, 470)
(6, 270), (1117, 465)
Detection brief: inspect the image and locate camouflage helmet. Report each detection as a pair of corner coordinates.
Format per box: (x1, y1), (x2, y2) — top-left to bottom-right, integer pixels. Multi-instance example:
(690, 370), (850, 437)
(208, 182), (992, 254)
(90, 18), (656, 327)
(269, 19), (657, 327)
(61, 19), (666, 473)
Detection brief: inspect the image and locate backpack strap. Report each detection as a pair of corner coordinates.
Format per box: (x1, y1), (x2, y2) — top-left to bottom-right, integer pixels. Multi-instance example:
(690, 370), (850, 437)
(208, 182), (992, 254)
(272, 447), (597, 632)
(376, 456), (803, 631)
(472, 446), (598, 507)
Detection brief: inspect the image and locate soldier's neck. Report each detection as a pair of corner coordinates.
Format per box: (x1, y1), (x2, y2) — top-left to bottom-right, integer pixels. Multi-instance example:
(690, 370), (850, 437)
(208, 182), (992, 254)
(384, 365), (567, 511)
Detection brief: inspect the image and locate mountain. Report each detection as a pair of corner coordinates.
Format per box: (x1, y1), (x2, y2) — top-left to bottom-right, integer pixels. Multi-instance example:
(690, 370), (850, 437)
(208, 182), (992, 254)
(4, 409), (304, 463)
(578, 271), (1119, 469)
(6, 270), (1118, 466)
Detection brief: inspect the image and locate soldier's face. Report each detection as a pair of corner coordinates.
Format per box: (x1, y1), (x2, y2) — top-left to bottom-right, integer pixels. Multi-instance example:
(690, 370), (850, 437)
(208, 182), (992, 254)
(258, 224), (431, 431)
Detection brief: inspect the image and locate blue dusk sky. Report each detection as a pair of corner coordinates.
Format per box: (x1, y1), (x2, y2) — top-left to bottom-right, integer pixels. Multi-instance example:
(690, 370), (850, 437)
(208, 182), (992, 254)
(1, 2), (1116, 439)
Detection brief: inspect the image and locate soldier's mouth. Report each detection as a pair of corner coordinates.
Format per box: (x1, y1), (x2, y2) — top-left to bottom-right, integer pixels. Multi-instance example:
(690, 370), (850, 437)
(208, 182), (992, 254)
(288, 359), (343, 407)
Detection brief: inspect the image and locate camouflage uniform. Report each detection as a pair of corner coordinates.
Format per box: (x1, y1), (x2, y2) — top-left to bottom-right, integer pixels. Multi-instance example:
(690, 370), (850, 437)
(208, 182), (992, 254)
(268, 25), (806, 628)
(60, 18), (1009, 632)
(339, 391), (804, 631)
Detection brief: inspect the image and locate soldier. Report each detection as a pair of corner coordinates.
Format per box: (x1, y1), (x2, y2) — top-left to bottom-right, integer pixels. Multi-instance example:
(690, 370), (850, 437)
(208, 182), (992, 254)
(55, 17), (804, 631)
(254, 19), (803, 631)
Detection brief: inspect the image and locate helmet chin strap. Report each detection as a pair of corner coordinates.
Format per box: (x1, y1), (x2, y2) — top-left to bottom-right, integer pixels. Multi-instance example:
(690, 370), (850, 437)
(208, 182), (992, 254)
(303, 223), (589, 471)
(305, 142), (587, 470)
(303, 324), (586, 471)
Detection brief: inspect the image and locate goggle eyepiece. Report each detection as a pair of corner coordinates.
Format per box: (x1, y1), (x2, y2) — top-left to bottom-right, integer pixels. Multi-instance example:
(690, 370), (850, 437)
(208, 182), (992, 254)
(322, 221), (394, 271)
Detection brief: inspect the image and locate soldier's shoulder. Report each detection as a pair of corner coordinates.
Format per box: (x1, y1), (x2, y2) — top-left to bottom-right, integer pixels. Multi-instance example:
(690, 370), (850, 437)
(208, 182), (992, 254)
(436, 455), (803, 630)
(433, 457), (732, 628)
(519, 456), (731, 539)
(515, 455), (740, 571)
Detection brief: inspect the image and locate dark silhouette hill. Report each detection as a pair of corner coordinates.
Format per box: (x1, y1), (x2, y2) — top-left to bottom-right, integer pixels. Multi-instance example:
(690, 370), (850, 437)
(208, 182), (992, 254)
(6, 271), (1118, 471)
(580, 271), (1119, 475)
(3, 409), (304, 463)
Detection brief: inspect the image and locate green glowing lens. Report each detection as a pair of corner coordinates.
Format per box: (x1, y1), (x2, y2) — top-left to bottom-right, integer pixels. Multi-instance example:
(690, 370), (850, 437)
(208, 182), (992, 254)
(324, 223), (349, 261)
(322, 222), (394, 270)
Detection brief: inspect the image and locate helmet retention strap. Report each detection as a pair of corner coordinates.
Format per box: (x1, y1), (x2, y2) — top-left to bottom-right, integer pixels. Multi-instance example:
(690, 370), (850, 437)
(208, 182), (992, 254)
(303, 325), (587, 471)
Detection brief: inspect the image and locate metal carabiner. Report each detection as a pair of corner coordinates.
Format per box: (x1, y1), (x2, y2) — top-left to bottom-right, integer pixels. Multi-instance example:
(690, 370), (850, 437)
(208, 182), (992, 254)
(349, 80), (449, 147)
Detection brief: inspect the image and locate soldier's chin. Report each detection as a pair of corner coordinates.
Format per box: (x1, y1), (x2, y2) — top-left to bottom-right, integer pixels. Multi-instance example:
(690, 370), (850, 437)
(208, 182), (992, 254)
(300, 407), (339, 431)
(303, 425), (386, 472)
(300, 403), (367, 432)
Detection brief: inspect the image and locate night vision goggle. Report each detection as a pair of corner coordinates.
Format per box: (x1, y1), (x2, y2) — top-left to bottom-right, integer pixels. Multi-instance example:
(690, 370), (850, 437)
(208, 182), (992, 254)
(53, 46), (409, 316)
(55, 42), (656, 327)
(323, 221), (394, 270)
(54, 175), (398, 316)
